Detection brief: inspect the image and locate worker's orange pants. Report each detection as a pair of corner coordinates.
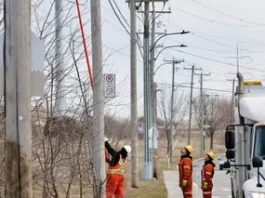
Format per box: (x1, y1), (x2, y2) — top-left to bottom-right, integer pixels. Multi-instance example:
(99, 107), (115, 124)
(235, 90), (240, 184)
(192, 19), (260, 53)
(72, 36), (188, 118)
(202, 191), (212, 198)
(106, 173), (124, 198)
(181, 187), (192, 198)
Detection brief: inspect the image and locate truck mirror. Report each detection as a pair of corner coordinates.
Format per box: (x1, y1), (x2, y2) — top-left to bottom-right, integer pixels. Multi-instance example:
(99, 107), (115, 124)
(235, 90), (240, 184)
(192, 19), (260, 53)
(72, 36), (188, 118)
(225, 130), (235, 149)
(252, 156), (263, 168)
(223, 161), (231, 169)
(226, 150), (235, 159)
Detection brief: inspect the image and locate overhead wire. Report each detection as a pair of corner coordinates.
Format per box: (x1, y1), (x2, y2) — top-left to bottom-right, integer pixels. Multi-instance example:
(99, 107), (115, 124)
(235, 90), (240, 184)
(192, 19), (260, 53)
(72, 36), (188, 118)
(171, 49), (265, 73)
(107, 0), (144, 58)
(172, 6), (255, 28)
(191, 0), (265, 26)
(157, 82), (232, 93)
(170, 21), (265, 50)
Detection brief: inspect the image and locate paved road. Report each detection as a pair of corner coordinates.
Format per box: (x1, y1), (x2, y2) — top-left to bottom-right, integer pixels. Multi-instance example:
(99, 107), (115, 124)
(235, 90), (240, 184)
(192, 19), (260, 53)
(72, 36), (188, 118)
(164, 156), (232, 198)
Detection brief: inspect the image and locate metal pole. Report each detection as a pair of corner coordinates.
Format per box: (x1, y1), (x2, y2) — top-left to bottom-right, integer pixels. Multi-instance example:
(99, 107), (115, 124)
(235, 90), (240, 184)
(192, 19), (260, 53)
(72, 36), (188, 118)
(4, 0), (32, 196)
(199, 73), (203, 156)
(130, 0), (139, 187)
(90, 0), (105, 197)
(150, 1), (156, 178)
(142, 0), (152, 180)
(203, 95), (207, 152)
(231, 79), (235, 124)
(54, 0), (64, 116)
(187, 66), (195, 145)
(169, 61), (175, 163)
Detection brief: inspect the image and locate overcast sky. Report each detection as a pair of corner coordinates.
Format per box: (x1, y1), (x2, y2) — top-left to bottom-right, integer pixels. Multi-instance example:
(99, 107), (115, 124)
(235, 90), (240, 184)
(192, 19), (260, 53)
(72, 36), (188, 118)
(98, 0), (265, 118)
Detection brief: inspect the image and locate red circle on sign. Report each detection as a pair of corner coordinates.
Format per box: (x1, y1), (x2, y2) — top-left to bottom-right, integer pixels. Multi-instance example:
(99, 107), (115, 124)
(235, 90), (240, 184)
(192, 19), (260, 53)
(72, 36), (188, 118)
(106, 75), (113, 82)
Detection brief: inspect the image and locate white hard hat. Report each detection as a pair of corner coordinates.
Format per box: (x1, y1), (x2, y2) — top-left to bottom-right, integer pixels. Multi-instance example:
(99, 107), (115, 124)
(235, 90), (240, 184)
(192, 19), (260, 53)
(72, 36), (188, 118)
(123, 145), (132, 154)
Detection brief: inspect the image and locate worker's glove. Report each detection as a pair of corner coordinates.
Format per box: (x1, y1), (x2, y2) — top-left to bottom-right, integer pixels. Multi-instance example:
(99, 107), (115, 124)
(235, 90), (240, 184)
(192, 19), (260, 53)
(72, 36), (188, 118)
(104, 137), (108, 142)
(202, 182), (208, 189)
(182, 180), (188, 187)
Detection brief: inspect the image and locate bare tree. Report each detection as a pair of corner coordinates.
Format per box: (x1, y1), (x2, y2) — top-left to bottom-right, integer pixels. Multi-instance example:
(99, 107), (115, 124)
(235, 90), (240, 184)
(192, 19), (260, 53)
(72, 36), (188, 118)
(193, 95), (230, 150)
(157, 84), (189, 154)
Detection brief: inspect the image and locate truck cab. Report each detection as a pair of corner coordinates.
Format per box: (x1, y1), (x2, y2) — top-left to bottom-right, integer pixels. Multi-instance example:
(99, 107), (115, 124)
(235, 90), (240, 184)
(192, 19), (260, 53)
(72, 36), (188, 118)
(224, 73), (265, 198)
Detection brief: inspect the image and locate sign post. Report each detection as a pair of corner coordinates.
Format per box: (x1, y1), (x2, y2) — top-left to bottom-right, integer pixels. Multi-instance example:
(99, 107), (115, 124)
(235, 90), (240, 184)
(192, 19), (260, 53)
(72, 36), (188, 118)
(104, 74), (116, 98)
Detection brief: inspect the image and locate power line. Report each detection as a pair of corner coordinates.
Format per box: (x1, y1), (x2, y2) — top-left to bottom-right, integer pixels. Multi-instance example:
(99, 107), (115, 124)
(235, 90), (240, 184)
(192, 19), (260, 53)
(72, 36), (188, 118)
(157, 82), (232, 93)
(191, 0), (265, 26)
(169, 21), (265, 52)
(171, 49), (265, 73)
(172, 6), (255, 28)
(107, 0), (144, 58)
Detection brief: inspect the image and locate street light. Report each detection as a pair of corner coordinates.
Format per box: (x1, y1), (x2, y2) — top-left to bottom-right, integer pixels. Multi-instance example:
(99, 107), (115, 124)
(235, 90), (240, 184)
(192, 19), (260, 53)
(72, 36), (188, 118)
(150, 30), (190, 52)
(153, 62), (171, 75)
(154, 44), (187, 61)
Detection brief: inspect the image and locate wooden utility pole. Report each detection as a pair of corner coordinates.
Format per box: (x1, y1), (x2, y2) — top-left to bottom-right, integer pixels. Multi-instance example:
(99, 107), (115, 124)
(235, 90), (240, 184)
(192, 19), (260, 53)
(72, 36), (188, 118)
(4, 0), (32, 197)
(195, 72), (210, 156)
(129, 0), (139, 188)
(184, 65), (201, 145)
(90, 0), (105, 197)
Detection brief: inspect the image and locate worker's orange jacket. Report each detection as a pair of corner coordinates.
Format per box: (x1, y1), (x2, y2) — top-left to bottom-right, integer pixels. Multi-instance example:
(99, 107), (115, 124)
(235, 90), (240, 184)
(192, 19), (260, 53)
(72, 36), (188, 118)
(178, 155), (193, 188)
(201, 161), (215, 191)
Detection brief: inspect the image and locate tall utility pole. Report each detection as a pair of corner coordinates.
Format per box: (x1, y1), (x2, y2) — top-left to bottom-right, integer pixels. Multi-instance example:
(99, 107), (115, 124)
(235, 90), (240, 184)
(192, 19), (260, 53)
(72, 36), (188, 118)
(129, 0), (139, 187)
(227, 78), (236, 124)
(4, 0), (32, 197)
(142, 0), (152, 180)
(90, 0), (105, 197)
(54, 0), (64, 116)
(195, 72), (210, 156)
(142, 0), (169, 180)
(185, 65), (201, 145)
(164, 59), (183, 165)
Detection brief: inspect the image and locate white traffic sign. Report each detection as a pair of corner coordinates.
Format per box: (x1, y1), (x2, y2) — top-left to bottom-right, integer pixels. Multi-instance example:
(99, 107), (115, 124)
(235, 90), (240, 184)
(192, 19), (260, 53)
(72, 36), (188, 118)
(104, 74), (116, 98)
(0, 32), (45, 97)
(0, 32), (45, 70)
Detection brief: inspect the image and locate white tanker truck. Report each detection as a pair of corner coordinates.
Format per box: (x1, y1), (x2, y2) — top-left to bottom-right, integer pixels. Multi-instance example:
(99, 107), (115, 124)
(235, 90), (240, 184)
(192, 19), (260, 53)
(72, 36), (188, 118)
(224, 72), (265, 198)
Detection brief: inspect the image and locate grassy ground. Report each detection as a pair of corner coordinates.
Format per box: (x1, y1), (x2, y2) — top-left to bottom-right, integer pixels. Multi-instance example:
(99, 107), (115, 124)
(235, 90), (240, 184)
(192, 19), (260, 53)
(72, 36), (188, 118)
(33, 132), (225, 197)
(123, 132), (225, 198)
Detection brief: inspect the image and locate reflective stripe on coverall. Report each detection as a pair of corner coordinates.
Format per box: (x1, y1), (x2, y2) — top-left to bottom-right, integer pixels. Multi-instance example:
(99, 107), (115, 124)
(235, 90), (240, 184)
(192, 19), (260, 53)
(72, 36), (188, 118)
(201, 162), (214, 198)
(106, 155), (125, 198)
(179, 156), (193, 198)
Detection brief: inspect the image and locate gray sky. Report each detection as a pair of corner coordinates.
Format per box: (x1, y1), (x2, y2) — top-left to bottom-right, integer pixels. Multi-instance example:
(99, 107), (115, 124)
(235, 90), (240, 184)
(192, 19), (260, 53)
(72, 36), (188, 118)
(100, 0), (265, 118)
(33, 0), (265, 118)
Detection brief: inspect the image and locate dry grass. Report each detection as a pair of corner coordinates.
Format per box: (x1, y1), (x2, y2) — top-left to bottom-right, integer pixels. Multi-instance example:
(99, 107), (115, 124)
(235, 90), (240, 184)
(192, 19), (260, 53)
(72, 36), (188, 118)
(122, 131), (225, 198)
(32, 131), (225, 197)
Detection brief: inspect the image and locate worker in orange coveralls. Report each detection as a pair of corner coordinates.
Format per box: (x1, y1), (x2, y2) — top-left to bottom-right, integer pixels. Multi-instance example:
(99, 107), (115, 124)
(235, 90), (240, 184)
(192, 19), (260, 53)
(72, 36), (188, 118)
(104, 137), (131, 198)
(201, 151), (215, 198)
(178, 145), (193, 198)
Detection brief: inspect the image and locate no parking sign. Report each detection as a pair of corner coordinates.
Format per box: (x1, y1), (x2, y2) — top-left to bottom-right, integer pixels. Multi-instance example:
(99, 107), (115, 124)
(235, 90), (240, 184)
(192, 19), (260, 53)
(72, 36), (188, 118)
(104, 74), (116, 98)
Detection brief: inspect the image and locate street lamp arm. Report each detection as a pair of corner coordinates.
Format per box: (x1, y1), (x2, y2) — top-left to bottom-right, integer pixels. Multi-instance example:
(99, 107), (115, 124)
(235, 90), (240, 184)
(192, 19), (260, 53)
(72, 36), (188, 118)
(154, 44), (187, 61)
(151, 30), (190, 52)
(154, 62), (171, 74)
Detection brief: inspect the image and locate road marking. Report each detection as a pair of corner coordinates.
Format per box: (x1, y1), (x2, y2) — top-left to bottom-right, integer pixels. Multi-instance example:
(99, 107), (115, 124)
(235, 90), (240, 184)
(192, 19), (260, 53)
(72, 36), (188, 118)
(212, 196), (220, 198)
(222, 188), (231, 191)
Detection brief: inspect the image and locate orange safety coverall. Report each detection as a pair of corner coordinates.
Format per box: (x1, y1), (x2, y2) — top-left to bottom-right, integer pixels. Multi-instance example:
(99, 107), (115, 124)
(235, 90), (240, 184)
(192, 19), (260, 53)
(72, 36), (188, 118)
(178, 156), (193, 198)
(201, 161), (215, 198)
(106, 155), (125, 198)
